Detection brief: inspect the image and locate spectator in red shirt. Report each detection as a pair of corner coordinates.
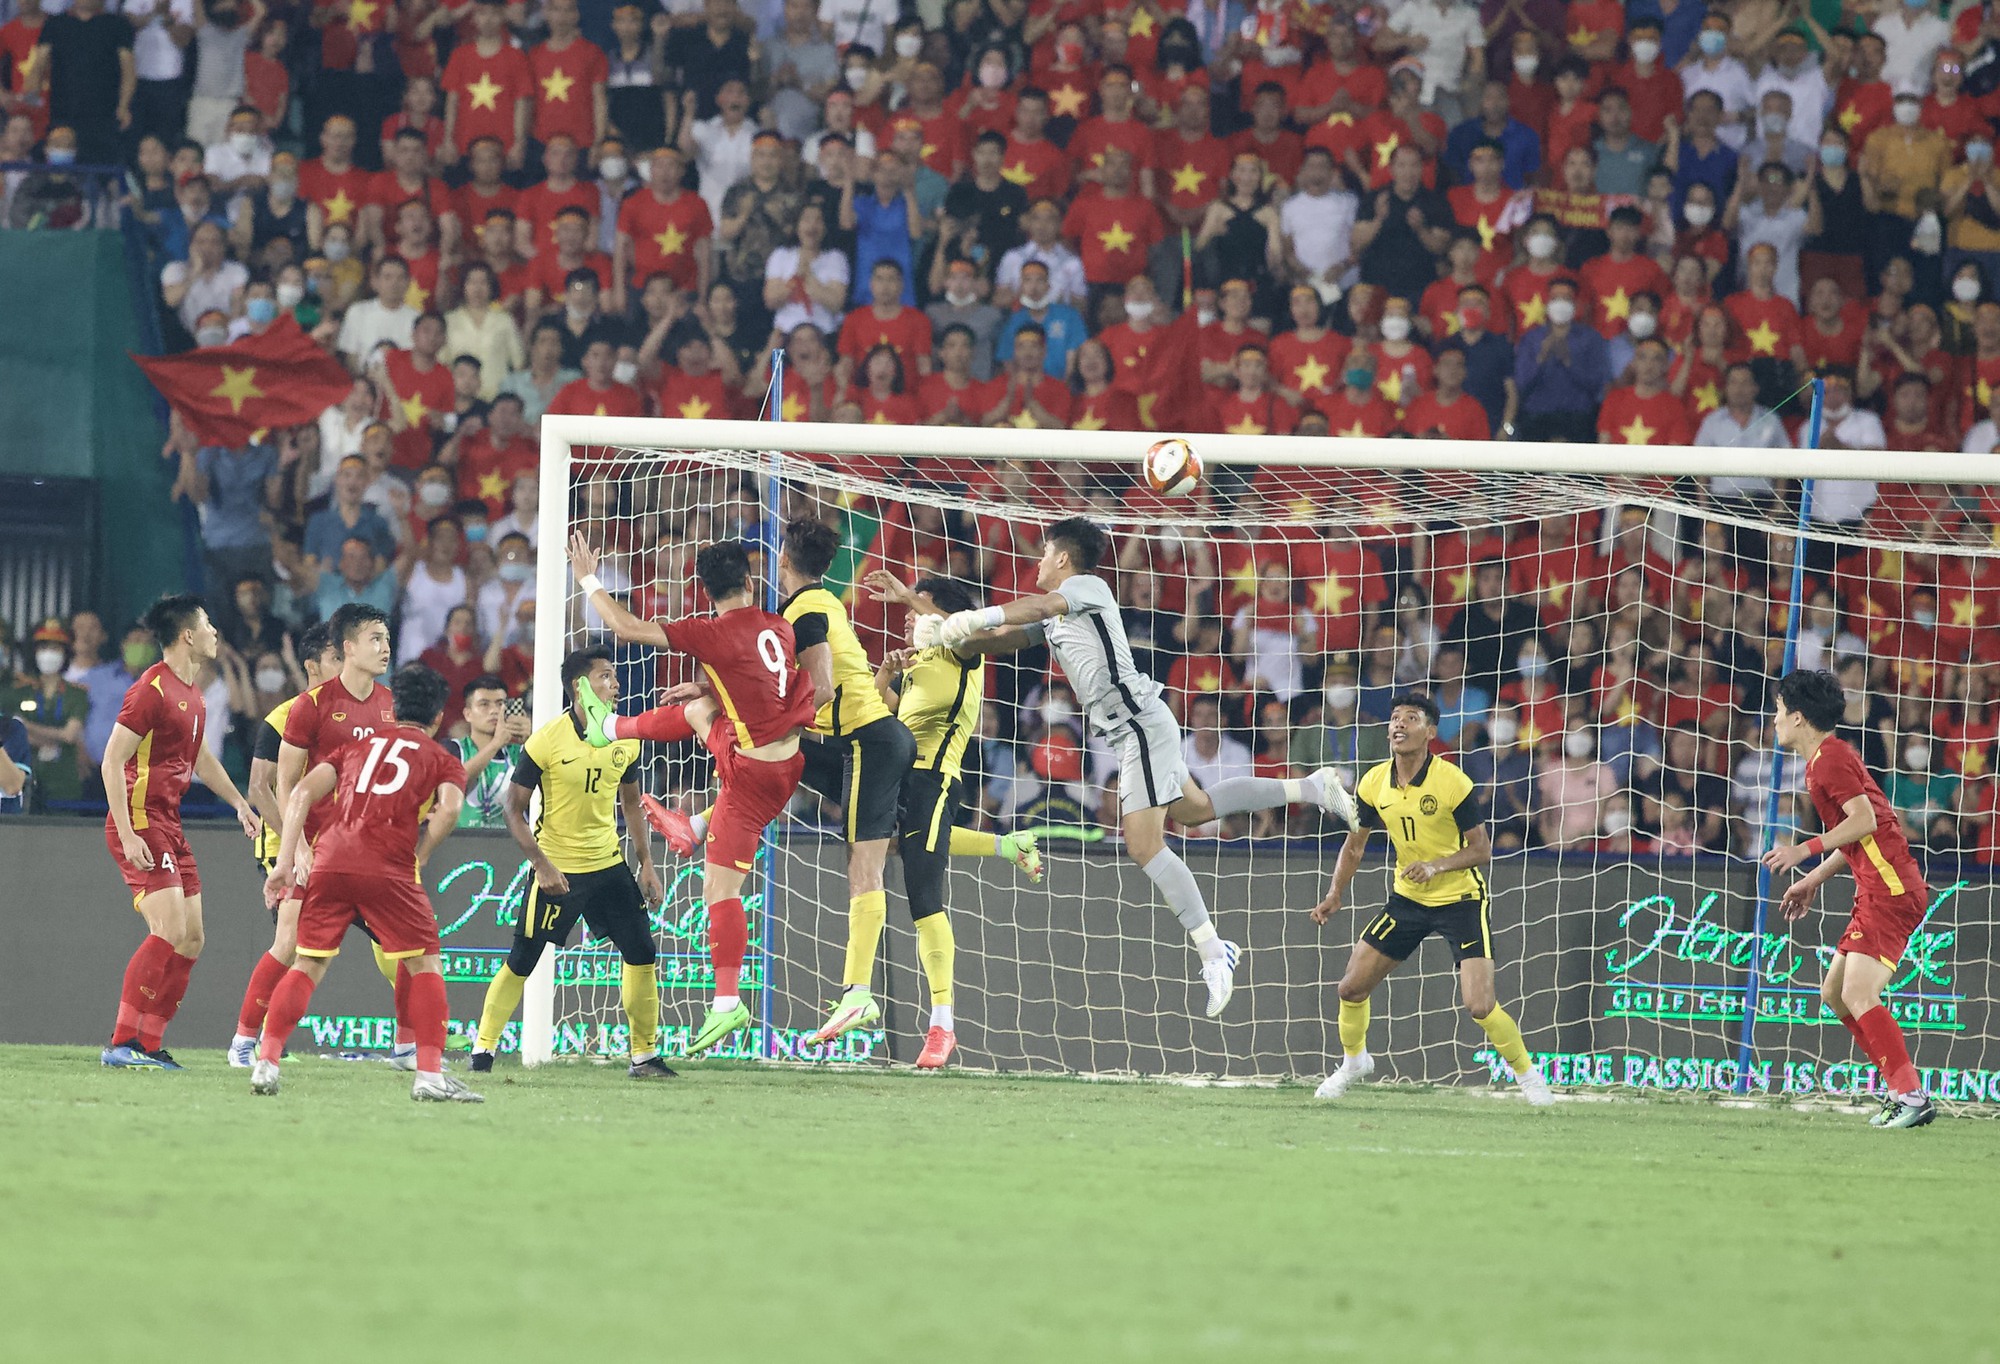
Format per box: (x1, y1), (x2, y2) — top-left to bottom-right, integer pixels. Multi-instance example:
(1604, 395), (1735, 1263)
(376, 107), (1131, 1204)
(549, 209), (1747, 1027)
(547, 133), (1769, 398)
(523, 206), (612, 319)
(1212, 344), (1299, 436)
(514, 134), (595, 258)
(300, 113), (369, 247)
(850, 343), (921, 425)
(613, 144), (712, 306)
(1580, 205), (1671, 340)
(1886, 373), (1950, 452)
(529, 0), (607, 151)
(550, 336), (644, 417)
(1062, 146), (1164, 295)
(1598, 338), (1692, 447)
(649, 321), (737, 421)
(1230, 82), (1306, 188)
(366, 126), (451, 257)
(1321, 350), (1397, 437)
(454, 391), (533, 514)
(1001, 87), (1072, 203)
(1598, 16), (1680, 142)
(1402, 344), (1490, 441)
(918, 323), (995, 426)
(1542, 56), (1597, 175)
(1295, 14), (1387, 127)
(1071, 64), (1156, 200)
(377, 309), (455, 469)
(980, 323), (1071, 428)
(442, 0), (532, 172)
(835, 258), (933, 387)
(1069, 338), (1141, 431)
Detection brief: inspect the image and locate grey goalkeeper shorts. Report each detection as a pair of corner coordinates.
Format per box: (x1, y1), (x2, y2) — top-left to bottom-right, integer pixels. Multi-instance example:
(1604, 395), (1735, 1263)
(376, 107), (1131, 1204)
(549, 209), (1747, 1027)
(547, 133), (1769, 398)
(1104, 701), (1189, 818)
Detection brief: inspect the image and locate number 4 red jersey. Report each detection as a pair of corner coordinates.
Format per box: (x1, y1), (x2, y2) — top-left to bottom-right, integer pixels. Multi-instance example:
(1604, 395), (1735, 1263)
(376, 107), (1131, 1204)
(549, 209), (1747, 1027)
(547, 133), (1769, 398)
(113, 663), (208, 833)
(663, 608), (817, 747)
(1804, 736), (1923, 903)
(311, 727), (468, 883)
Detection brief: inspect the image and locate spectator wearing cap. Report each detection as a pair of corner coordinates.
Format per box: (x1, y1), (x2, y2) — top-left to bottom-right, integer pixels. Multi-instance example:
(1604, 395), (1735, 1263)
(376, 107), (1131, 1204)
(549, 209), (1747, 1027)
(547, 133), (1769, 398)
(1352, 143), (1451, 306)
(995, 260), (1087, 379)
(27, 0), (133, 166)
(925, 258), (1003, 380)
(1445, 79), (1541, 191)
(1513, 276), (1609, 443)
(995, 198), (1087, 312)
(0, 619), (90, 808)
(1376, 0), (1485, 129)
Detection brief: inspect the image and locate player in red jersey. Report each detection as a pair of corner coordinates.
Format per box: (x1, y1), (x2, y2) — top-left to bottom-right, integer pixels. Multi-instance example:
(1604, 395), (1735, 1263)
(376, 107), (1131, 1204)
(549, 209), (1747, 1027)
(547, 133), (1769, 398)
(1763, 669), (1936, 1128)
(568, 532), (816, 1057)
(231, 603), (408, 1064)
(100, 595), (259, 1069)
(252, 664), (476, 1101)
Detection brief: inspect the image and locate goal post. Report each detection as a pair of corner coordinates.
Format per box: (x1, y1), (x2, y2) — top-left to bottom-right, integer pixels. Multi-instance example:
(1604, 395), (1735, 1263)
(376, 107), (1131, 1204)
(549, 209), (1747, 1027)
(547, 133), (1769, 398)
(521, 416), (2000, 1108)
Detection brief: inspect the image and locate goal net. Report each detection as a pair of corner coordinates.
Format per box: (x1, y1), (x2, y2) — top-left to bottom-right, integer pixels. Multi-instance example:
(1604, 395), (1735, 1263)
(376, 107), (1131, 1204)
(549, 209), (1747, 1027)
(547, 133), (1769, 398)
(525, 418), (2000, 1109)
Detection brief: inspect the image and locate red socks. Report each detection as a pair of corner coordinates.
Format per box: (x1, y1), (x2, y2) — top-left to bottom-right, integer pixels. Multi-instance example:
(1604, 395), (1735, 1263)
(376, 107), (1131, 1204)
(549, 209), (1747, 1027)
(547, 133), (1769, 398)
(1851, 1006), (1921, 1095)
(403, 970), (449, 1073)
(112, 935), (175, 1045)
(260, 968), (317, 1064)
(238, 951), (289, 1036)
(137, 953), (196, 1051)
(708, 896), (747, 998)
(625, 704), (694, 743)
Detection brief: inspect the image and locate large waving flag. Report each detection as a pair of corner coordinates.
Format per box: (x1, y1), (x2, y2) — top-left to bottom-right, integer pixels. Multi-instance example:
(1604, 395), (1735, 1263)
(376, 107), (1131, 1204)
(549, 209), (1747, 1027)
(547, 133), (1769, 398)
(132, 317), (354, 445)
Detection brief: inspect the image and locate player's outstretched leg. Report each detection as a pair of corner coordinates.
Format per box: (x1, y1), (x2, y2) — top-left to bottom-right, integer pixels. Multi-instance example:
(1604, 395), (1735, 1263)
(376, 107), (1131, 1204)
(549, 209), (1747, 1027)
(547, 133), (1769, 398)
(946, 825), (1043, 881)
(1825, 954), (1934, 1128)
(1316, 944), (1395, 1100)
(1199, 771), (1357, 830)
(1124, 806), (1240, 1017)
(1460, 960), (1551, 1106)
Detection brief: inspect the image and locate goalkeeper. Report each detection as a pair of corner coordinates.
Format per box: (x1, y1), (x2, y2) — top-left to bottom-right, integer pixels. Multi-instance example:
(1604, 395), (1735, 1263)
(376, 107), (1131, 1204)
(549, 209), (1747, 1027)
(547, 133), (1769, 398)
(935, 516), (1358, 1018)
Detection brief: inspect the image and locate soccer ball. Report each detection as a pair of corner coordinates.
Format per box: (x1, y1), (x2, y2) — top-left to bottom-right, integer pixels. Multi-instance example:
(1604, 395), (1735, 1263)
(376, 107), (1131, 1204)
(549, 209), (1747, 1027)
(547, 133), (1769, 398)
(1142, 437), (1203, 497)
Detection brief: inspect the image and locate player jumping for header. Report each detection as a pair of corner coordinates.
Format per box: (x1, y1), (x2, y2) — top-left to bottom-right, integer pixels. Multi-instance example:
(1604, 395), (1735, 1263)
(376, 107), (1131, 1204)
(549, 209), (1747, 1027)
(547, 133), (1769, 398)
(1763, 669), (1936, 1129)
(936, 516), (1358, 1017)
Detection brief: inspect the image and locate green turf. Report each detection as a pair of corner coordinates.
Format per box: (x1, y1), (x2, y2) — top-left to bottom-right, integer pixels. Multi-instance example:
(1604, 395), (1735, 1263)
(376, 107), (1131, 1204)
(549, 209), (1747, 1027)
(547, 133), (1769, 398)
(4, 1044), (1994, 1364)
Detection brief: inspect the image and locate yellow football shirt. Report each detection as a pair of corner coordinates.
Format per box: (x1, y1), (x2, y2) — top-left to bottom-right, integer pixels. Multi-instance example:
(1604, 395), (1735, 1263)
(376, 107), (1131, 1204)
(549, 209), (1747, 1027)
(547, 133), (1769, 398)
(898, 645), (984, 782)
(516, 714), (642, 875)
(1354, 754), (1488, 906)
(782, 584), (892, 738)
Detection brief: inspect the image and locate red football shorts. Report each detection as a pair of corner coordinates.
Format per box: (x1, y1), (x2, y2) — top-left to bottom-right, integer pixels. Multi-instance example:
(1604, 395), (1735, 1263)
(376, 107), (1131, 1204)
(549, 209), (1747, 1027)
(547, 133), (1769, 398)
(704, 723), (804, 872)
(297, 868), (440, 959)
(104, 819), (201, 903)
(1836, 881), (1930, 968)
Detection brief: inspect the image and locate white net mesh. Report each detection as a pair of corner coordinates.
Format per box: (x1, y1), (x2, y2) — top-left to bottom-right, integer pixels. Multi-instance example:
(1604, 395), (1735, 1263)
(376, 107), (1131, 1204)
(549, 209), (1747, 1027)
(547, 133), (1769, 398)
(540, 439), (2000, 1109)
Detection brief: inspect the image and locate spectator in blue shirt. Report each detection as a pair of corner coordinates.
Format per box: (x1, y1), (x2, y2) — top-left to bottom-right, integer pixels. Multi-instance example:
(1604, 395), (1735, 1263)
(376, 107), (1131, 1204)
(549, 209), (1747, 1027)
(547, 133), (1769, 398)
(175, 427), (281, 602)
(996, 260), (1088, 377)
(1628, 0), (1710, 69)
(1514, 277), (1611, 443)
(841, 148), (920, 306)
(303, 455), (397, 570)
(1670, 90), (1739, 215)
(60, 611), (131, 768)
(314, 535), (400, 620)
(0, 713), (29, 814)
(1445, 81), (1543, 190)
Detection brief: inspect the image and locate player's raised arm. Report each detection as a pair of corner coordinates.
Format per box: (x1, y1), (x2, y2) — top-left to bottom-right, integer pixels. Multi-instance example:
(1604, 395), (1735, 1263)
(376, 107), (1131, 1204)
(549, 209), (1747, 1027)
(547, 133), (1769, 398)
(569, 531), (671, 648)
(938, 590), (1071, 653)
(416, 783), (465, 871)
(1312, 826), (1373, 924)
(266, 761), (339, 907)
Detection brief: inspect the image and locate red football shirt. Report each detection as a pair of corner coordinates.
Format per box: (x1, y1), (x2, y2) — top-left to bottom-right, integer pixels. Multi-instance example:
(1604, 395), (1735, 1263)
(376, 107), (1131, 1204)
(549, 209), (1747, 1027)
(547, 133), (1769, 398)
(1402, 391), (1490, 441)
(1227, 127), (1305, 186)
(113, 664), (207, 834)
(1070, 385), (1141, 431)
(835, 305), (933, 372)
(550, 377), (645, 418)
(659, 367), (736, 422)
(1804, 737), (1923, 902)
(1579, 253), (1671, 338)
(284, 677), (401, 840)
(312, 727), (467, 883)
(1000, 136), (1073, 203)
(297, 157), (371, 231)
(1268, 329), (1345, 399)
(663, 609), (816, 747)
(382, 349), (455, 470)
(1725, 291), (1803, 361)
(1069, 114), (1156, 178)
(454, 181), (518, 231)
(529, 37), (608, 146)
(915, 373), (996, 423)
(617, 189), (712, 291)
(514, 178), (598, 254)
(1212, 389), (1299, 435)
(1322, 390), (1398, 438)
(1834, 79), (1894, 149)
(442, 42), (534, 153)
(527, 248), (613, 298)
(1154, 129), (1233, 216)
(368, 170), (452, 222)
(1062, 190), (1163, 284)
(1598, 386), (1692, 447)
(457, 429), (536, 513)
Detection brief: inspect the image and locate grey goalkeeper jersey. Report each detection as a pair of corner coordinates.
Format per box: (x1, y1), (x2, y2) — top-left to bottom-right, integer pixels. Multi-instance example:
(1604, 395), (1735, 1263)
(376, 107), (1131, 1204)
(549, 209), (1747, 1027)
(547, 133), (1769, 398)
(1026, 574), (1165, 732)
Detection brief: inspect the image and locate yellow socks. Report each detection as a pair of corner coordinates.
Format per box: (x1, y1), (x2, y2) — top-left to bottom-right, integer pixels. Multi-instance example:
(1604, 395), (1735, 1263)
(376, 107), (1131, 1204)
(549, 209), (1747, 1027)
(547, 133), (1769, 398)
(915, 913), (956, 1006)
(842, 890), (888, 989)
(1476, 1004), (1534, 1078)
(1338, 997), (1370, 1056)
(948, 827), (996, 856)
(475, 965), (528, 1053)
(622, 963), (660, 1057)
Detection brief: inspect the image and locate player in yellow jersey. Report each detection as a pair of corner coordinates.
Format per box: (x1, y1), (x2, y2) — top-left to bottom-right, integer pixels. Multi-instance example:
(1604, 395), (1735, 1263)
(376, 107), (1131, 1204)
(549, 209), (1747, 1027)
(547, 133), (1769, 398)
(865, 571), (1043, 1070)
(469, 646), (670, 1076)
(1309, 693), (1552, 1105)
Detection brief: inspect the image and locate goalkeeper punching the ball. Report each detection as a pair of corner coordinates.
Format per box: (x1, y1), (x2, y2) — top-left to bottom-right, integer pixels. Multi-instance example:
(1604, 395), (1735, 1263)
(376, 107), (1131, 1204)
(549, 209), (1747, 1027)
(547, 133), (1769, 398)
(936, 516), (1359, 1017)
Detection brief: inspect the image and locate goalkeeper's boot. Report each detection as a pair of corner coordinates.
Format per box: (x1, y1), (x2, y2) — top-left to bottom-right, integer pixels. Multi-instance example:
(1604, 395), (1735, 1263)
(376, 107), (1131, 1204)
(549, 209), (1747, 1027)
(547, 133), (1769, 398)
(227, 1035), (257, 1068)
(1200, 940), (1241, 1018)
(1877, 1094), (1936, 1130)
(628, 1054), (680, 1080)
(807, 987), (882, 1046)
(688, 1000), (752, 1056)
(413, 1072), (484, 1103)
(1314, 1051), (1375, 1100)
(469, 1050), (496, 1074)
(1517, 1064), (1555, 1107)
(1001, 830), (1043, 883)
(641, 796), (702, 858)
(1306, 767), (1360, 830)
(915, 1026), (957, 1071)
(144, 1048), (184, 1071)
(249, 1058), (282, 1096)
(101, 1041), (165, 1069)
(574, 676), (616, 749)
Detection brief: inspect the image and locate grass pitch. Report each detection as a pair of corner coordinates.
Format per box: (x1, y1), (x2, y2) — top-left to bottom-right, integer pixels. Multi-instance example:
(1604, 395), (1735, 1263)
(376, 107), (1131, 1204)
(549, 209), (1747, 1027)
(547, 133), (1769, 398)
(3, 1044), (1994, 1364)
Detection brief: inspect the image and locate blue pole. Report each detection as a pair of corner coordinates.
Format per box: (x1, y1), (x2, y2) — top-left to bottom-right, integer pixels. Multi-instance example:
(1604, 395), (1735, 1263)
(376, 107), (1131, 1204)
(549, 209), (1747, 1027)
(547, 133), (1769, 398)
(757, 348), (786, 1060)
(1734, 379), (1822, 1094)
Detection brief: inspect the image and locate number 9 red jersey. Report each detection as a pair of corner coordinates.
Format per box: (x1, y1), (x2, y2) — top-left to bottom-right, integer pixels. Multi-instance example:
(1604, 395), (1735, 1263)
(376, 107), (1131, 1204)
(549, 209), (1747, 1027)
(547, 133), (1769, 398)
(664, 608), (818, 747)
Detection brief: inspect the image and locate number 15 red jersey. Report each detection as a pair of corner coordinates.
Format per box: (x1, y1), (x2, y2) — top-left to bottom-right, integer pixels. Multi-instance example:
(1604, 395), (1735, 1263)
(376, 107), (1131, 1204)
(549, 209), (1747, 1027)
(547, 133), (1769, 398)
(663, 608), (817, 747)
(312, 727), (467, 884)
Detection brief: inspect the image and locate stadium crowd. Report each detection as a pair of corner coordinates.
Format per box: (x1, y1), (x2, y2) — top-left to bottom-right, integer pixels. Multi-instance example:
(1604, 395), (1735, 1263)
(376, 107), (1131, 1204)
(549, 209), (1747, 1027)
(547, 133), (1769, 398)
(0, 0), (1997, 865)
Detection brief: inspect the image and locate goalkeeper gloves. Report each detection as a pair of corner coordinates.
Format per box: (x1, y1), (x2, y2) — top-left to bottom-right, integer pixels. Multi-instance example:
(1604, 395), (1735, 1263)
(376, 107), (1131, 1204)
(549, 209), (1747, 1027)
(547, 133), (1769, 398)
(938, 607), (1004, 648)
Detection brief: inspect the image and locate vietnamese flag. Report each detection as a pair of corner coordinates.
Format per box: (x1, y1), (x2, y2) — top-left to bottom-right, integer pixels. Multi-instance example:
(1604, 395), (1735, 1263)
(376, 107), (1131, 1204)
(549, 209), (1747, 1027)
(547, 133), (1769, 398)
(1136, 307), (1212, 433)
(132, 317), (354, 445)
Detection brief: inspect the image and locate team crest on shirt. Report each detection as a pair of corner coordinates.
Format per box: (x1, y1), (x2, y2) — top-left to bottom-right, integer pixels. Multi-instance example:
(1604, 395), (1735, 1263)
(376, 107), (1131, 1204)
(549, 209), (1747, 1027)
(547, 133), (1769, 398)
(332, 712), (347, 722)
(177, 701), (187, 710)
(1419, 794), (1438, 815)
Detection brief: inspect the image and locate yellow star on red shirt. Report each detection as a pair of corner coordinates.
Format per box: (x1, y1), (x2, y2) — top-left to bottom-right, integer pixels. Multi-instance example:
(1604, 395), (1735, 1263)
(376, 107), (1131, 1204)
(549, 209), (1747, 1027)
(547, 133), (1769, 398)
(1474, 215), (1497, 251)
(1226, 559), (1259, 597)
(1171, 163), (1207, 195)
(1745, 319), (1781, 356)
(540, 67), (575, 102)
(1377, 369), (1404, 404)
(1225, 414), (1268, 435)
(406, 279), (431, 311)
(1010, 409), (1042, 428)
(1339, 420), (1372, 438)
(1373, 133), (1400, 168)
(653, 224), (688, 256)
(1311, 574), (1355, 613)
(1518, 293), (1546, 328)
(1293, 354), (1330, 393)
(1097, 221), (1136, 253)
(1128, 8), (1155, 36)
(1693, 381), (1720, 412)
(676, 394), (712, 419)
(478, 470), (507, 500)
(401, 391), (430, 427)
(1962, 744), (1991, 777)
(1601, 286), (1631, 322)
(1838, 103), (1862, 133)
(1952, 595), (1986, 627)
(1569, 25), (1597, 49)
(466, 72), (504, 111)
(210, 365), (263, 412)
(1049, 85), (1088, 118)
(1618, 414), (1656, 444)
(1001, 161), (1036, 187)
(1071, 409), (1107, 431)
(1194, 668), (1220, 691)
(324, 187), (355, 224)
(780, 391), (805, 421)
(348, 0), (378, 29)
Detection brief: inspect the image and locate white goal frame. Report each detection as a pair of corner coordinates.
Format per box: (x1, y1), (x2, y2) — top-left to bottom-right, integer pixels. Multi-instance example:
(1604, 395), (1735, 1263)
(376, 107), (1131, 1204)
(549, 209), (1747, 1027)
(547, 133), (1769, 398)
(522, 416), (1995, 1067)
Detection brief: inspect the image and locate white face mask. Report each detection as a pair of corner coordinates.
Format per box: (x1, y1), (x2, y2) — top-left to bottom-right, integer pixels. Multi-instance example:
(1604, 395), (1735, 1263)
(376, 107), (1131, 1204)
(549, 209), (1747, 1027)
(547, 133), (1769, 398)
(1526, 232), (1557, 260)
(1040, 698), (1076, 729)
(418, 481), (452, 507)
(1630, 39), (1660, 65)
(1683, 201), (1715, 227)
(1546, 297), (1576, 326)
(229, 130), (257, 157)
(612, 359), (638, 384)
(1894, 100), (1920, 127)
(35, 648), (64, 676)
(323, 237), (351, 262)
(1760, 111), (1788, 137)
(1513, 54), (1538, 79)
(1627, 311), (1658, 339)
(1971, 140), (1994, 164)
(1603, 807), (1632, 835)
(599, 155), (628, 181)
(1326, 683), (1357, 711)
(894, 32), (922, 58)
(845, 65), (869, 90)
(276, 281), (304, 307)
(1380, 314), (1411, 341)
(1905, 742), (1932, 772)
(945, 284), (977, 306)
(1956, 276), (1983, 303)
(196, 325), (229, 348)
(1021, 287), (1048, 308)
(255, 667), (288, 692)
(1125, 298), (1155, 322)
(1488, 716), (1519, 747)
(1518, 652), (1549, 678)
(1564, 729), (1594, 759)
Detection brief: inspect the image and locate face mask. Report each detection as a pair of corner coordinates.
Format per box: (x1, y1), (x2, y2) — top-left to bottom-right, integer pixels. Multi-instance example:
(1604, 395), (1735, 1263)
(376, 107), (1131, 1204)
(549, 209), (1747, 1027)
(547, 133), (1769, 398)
(895, 32), (923, 58)
(979, 63), (1008, 90)
(1971, 141), (1994, 164)
(1197, 307), (1217, 326)
(230, 131), (257, 157)
(255, 667), (288, 692)
(1518, 653), (1549, 679)
(1760, 112), (1788, 137)
(47, 146), (77, 166)
(1344, 367), (1373, 390)
(1380, 315), (1411, 341)
(123, 642), (157, 672)
(599, 155), (628, 181)
(1817, 144), (1847, 169)
(612, 359), (638, 384)
(418, 481), (451, 508)
(465, 522), (489, 543)
(1627, 311), (1658, 339)
(1603, 807), (1632, 835)
(1125, 298), (1155, 322)
(845, 66), (869, 90)
(1488, 716), (1518, 747)
(1021, 287), (1048, 308)
(1894, 100), (1920, 127)
(1698, 29), (1727, 57)
(276, 281), (305, 309)
(1630, 39), (1660, 65)
(1564, 729), (1594, 759)
(246, 296), (277, 324)
(1905, 0), (1927, 7)
(1913, 608), (1937, 628)
(34, 648), (64, 676)
(1684, 201), (1715, 227)
(1458, 304), (1488, 332)
(1512, 54), (1538, 79)
(1905, 743), (1931, 771)
(1546, 297), (1576, 326)
(269, 174), (296, 200)
(1327, 683), (1358, 711)
(196, 325), (229, 348)
(450, 632), (476, 652)
(499, 560), (533, 584)
(945, 284), (977, 307)
(1526, 232), (1557, 260)
(323, 237), (351, 262)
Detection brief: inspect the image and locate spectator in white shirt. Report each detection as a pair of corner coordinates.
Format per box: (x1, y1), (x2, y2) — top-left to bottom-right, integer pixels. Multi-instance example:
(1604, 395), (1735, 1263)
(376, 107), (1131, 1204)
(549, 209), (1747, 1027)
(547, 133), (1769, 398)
(1378, 0), (1484, 125)
(1696, 363), (1793, 460)
(818, 0), (886, 55)
(1874, 0), (1951, 95)
(1964, 385), (2000, 453)
(1752, 28), (1831, 150)
(335, 255), (418, 369)
(682, 77), (757, 221)
(1682, 17), (1757, 150)
(160, 220), (246, 332)
(202, 104), (272, 204)
(763, 199), (849, 333)
(1811, 371), (1884, 527)
(1179, 694), (1254, 837)
(118, 0), (194, 146)
(994, 198), (1087, 310)
(1279, 147), (1358, 293)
